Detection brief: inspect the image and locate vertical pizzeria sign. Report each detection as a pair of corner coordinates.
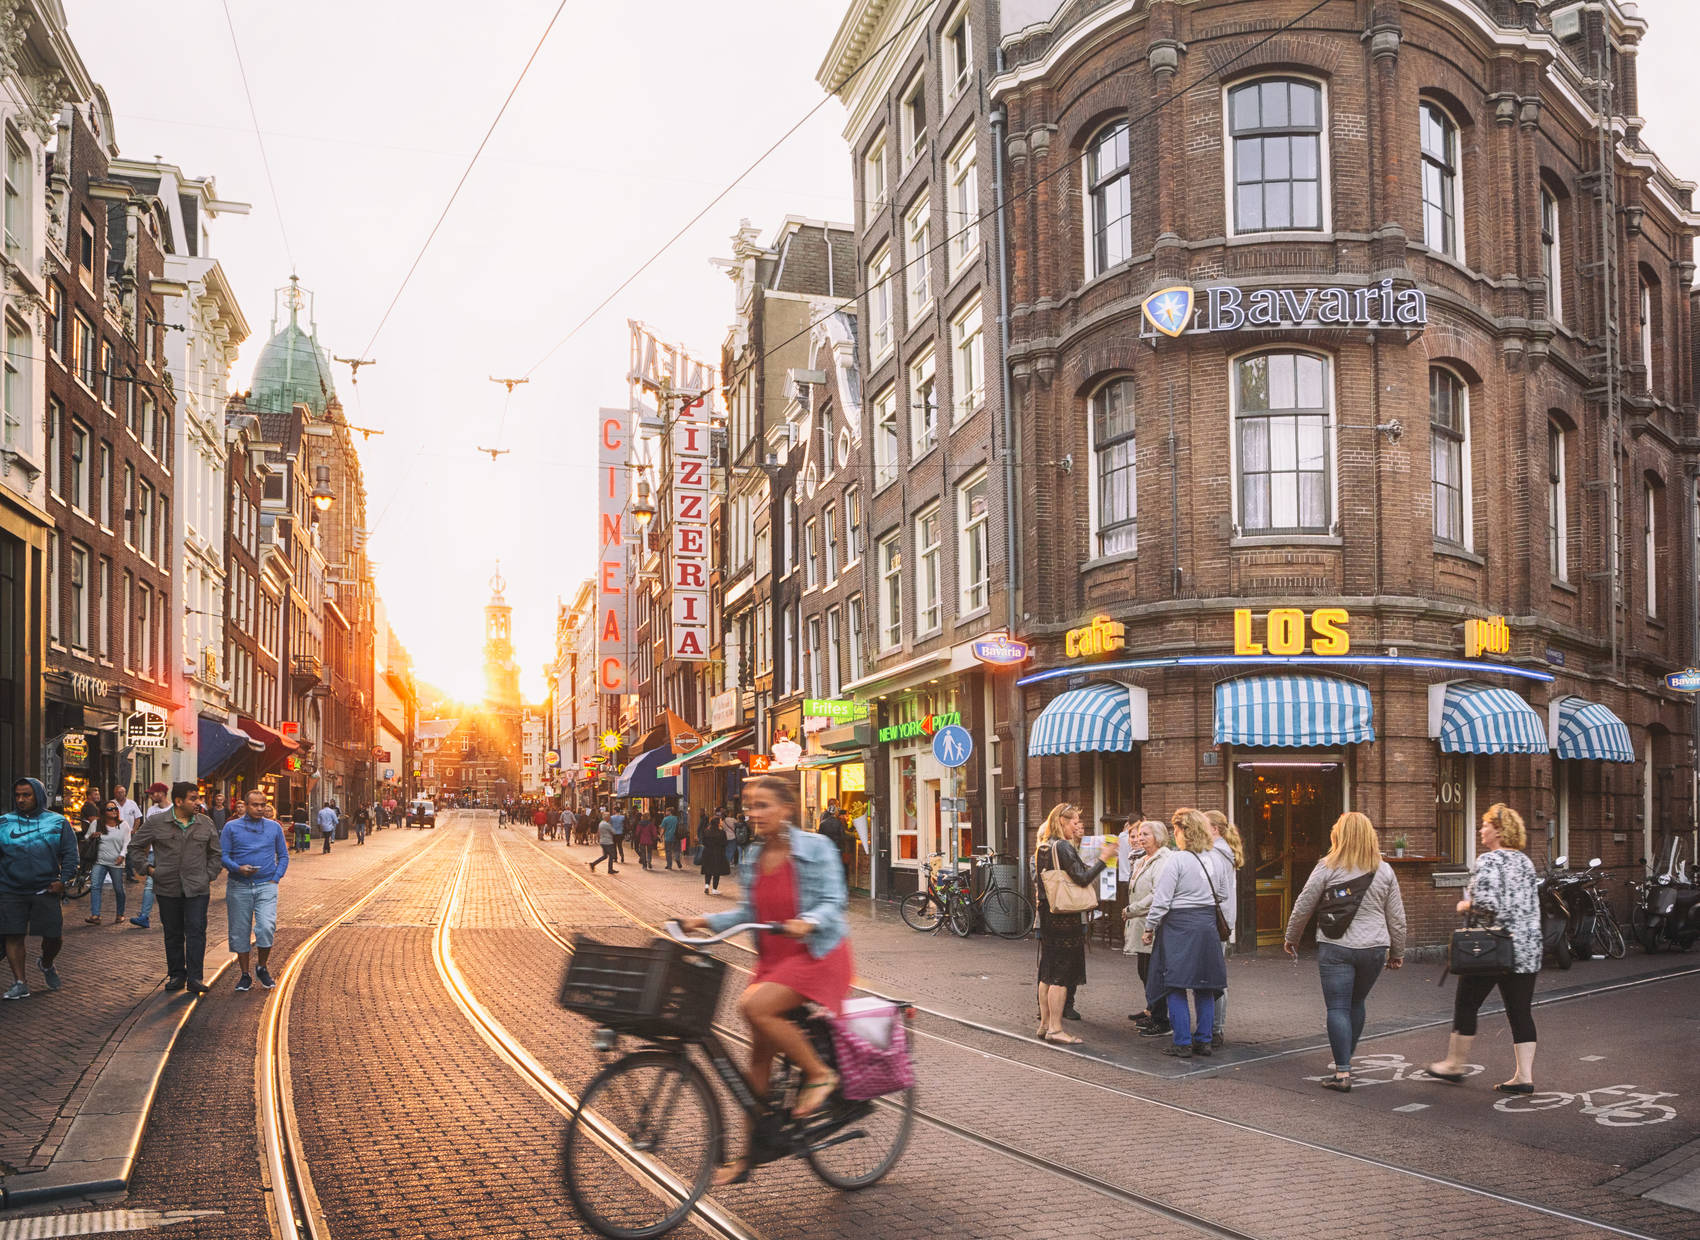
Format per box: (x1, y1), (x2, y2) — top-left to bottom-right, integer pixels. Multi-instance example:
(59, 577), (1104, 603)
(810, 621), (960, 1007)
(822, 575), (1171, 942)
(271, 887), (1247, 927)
(670, 392), (710, 661)
(597, 407), (629, 694)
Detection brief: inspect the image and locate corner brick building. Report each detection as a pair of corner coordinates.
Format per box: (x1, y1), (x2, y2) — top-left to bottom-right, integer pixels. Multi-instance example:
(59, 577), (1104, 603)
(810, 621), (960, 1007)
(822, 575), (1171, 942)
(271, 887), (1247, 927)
(995, 0), (1697, 946)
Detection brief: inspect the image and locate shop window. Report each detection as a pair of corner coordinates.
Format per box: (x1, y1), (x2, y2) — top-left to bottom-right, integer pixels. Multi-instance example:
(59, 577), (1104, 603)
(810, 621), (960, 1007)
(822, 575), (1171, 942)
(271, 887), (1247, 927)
(1429, 367), (1469, 548)
(1086, 120), (1131, 277)
(1420, 101), (1461, 258)
(1233, 351), (1331, 534)
(1436, 752), (1470, 863)
(1228, 77), (1324, 234)
(1090, 377), (1136, 556)
(897, 754), (920, 861)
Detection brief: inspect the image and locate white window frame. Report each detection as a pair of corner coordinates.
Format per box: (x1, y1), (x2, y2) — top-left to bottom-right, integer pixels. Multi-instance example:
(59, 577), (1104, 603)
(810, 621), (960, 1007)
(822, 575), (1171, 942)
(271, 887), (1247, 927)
(905, 193), (932, 316)
(847, 595), (866, 681)
(827, 607), (843, 697)
(1548, 422), (1568, 582)
(864, 130), (887, 214)
(909, 347), (937, 457)
(2, 317), (25, 452)
(915, 503), (942, 636)
(950, 296), (983, 423)
(97, 556), (110, 659)
(1228, 349), (1337, 536)
(1089, 377), (1137, 557)
(1224, 76), (1330, 237)
(781, 496), (795, 578)
(805, 517), (819, 589)
(873, 386), (899, 490)
(823, 502), (838, 582)
(69, 542), (88, 650)
(97, 441), (111, 529)
(69, 420), (89, 515)
(4, 132), (27, 262)
(844, 486), (862, 565)
(878, 532), (902, 651)
(1420, 100), (1463, 260)
(807, 615), (823, 698)
(1084, 120), (1131, 278)
(867, 246), (893, 362)
(46, 529), (58, 643)
(1429, 366), (1473, 551)
(946, 130), (979, 277)
(1541, 189), (1562, 322)
(900, 70), (927, 169)
(942, 2), (972, 105)
(957, 467), (989, 613)
(1640, 278), (1655, 394)
(1646, 481), (1660, 618)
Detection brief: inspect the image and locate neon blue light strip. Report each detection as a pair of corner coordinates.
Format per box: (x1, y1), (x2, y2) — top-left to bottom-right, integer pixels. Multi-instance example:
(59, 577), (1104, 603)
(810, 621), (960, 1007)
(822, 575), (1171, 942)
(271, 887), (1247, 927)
(1015, 654), (1556, 687)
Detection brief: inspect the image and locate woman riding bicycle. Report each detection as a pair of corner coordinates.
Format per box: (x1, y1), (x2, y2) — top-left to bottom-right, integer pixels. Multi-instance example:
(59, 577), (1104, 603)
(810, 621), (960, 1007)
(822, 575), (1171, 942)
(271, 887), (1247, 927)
(677, 775), (852, 1185)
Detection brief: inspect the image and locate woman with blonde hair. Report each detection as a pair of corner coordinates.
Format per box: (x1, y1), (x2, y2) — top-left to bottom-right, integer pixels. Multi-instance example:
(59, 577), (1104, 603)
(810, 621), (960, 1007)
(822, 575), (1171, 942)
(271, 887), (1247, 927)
(1284, 811), (1407, 1091)
(1121, 820), (1172, 1032)
(1141, 809), (1228, 1057)
(1203, 810), (1242, 1048)
(1428, 803), (1542, 1095)
(1033, 802), (1115, 1044)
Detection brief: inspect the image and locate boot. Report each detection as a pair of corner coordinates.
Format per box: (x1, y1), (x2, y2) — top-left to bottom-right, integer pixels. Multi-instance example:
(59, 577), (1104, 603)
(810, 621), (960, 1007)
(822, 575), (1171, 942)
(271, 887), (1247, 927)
(1497, 1042), (1536, 1094)
(1427, 1033), (1473, 1083)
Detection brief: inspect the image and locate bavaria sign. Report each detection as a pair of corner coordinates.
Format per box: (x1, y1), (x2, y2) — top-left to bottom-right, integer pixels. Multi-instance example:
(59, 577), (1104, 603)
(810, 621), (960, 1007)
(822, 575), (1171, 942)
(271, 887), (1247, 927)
(972, 636), (1031, 666)
(1667, 669), (1700, 693)
(1141, 279), (1429, 341)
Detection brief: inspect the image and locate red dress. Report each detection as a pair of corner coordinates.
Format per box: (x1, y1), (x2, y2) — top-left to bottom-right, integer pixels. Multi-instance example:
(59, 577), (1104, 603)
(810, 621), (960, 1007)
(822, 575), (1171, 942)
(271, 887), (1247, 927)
(750, 858), (853, 1015)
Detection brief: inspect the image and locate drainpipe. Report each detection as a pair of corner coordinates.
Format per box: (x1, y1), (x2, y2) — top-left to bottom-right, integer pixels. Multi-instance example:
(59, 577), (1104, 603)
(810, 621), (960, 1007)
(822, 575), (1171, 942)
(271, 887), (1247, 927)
(991, 88), (1027, 886)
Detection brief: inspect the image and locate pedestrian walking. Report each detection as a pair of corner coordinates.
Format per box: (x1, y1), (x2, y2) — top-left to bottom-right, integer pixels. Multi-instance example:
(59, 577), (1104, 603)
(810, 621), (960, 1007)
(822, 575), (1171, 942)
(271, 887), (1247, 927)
(83, 800), (132, 924)
(634, 813), (658, 870)
(1428, 803), (1543, 1095)
(1033, 803), (1114, 1043)
(588, 811), (618, 874)
(1284, 812), (1407, 1092)
(317, 803), (338, 854)
(699, 814), (732, 894)
(222, 788), (290, 993)
(125, 782), (222, 995)
(354, 804), (368, 845)
(115, 784), (143, 880)
(1122, 820), (1174, 1034)
(610, 807), (627, 864)
(1142, 809), (1228, 1059)
(546, 805), (560, 840)
(1, 777), (78, 999)
(1204, 810), (1244, 1048)
(661, 805), (681, 870)
(292, 806), (310, 853)
(817, 800), (849, 876)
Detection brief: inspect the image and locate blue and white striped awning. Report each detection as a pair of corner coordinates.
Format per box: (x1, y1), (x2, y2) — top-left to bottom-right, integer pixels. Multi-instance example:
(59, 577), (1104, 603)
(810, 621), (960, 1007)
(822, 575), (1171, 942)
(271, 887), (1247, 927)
(1553, 696), (1635, 763)
(1436, 683), (1548, 755)
(1214, 674), (1374, 748)
(1029, 684), (1137, 756)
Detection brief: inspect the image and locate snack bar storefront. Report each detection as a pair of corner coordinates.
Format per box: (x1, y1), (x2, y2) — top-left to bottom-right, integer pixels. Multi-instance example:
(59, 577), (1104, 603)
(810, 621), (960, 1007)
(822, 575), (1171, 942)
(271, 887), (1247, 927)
(1018, 606), (1646, 949)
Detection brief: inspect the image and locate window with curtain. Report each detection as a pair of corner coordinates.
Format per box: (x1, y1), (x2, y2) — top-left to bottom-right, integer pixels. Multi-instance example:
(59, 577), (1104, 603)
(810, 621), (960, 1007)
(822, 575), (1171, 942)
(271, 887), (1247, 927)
(1228, 78), (1323, 233)
(1234, 351), (1330, 534)
(1430, 368), (1467, 546)
(1086, 120), (1131, 276)
(1091, 378), (1136, 555)
(1420, 102), (1460, 256)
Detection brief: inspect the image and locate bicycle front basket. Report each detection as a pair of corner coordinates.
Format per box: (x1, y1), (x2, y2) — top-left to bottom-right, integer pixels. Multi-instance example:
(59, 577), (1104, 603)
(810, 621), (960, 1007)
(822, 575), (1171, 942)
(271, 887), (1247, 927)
(558, 937), (727, 1039)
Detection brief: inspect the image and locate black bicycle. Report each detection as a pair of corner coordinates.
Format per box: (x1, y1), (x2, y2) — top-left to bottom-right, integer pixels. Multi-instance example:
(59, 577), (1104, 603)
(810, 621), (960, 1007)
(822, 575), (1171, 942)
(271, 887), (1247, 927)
(899, 851), (1034, 939)
(898, 853), (968, 933)
(559, 921), (917, 1239)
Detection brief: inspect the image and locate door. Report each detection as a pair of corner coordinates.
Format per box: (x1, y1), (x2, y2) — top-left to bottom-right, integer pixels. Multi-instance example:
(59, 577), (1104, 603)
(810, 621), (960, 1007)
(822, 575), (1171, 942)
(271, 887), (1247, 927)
(924, 776), (943, 866)
(1235, 761), (1344, 947)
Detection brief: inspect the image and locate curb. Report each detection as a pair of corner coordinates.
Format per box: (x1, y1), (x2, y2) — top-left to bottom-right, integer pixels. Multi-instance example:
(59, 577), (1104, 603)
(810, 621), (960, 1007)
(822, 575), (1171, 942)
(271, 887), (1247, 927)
(0, 950), (236, 1211)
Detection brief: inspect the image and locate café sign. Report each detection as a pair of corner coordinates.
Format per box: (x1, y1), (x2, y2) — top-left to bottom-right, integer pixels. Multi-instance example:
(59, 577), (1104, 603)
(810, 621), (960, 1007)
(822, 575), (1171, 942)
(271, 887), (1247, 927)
(1141, 279), (1429, 341)
(1065, 617), (1125, 658)
(878, 711), (961, 744)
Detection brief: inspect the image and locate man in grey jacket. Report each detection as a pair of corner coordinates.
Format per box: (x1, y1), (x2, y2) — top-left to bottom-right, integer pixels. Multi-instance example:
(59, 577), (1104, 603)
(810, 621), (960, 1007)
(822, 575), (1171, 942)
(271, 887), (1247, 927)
(126, 782), (222, 995)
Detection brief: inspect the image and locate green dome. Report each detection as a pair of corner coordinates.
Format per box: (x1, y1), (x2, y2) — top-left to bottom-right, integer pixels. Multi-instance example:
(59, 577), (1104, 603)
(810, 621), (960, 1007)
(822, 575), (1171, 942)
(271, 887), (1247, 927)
(249, 321), (335, 417)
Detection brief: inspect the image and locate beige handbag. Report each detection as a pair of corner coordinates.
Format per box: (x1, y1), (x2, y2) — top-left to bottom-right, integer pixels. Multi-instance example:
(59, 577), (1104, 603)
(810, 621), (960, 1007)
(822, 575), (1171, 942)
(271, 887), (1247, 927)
(1040, 846), (1100, 913)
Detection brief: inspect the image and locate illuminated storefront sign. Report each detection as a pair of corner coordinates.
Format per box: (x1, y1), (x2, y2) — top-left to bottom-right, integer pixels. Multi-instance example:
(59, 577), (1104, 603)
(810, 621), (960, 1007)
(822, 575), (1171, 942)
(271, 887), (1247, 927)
(669, 401), (710, 661)
(803, 699), (871, 721)
(597, 407), (629, 694)
(1233, 608), (1350, 656)
(972, 635), (1032, 666)
(1141, 279), (1429, 341)
(878, 711), (961, 744)
(840, 763), (866, 793)
(1065, 616), (1125, 658)
(124, 707), (169, 749)
(1464, 615), (1510, 658)
(1667, 669), (1700, 693)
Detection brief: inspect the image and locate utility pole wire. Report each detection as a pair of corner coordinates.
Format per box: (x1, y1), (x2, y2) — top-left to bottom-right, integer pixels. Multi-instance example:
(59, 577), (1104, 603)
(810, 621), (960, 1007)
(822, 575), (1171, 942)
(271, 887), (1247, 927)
(360, 0), (572, 360)
(221, 0), (294, 270)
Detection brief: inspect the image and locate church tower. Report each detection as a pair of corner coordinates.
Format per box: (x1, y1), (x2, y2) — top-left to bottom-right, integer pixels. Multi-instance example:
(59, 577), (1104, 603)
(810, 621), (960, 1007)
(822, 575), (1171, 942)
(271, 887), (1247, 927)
(484, 564), (521, 711)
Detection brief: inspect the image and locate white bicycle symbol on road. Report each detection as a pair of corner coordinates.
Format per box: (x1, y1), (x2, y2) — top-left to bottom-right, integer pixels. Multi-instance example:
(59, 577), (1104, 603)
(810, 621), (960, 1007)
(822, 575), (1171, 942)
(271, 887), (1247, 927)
(1304, 1056), (1677, 1126)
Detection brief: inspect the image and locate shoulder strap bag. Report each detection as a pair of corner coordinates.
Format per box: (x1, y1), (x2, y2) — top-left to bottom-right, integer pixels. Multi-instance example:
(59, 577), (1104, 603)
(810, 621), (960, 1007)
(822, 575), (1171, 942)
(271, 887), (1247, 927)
(1040, 844), (1099, 913)
(1447, 910), (1515, 977)
(1315, 870), (1377, 939)
(1192, 853), (1232, 942)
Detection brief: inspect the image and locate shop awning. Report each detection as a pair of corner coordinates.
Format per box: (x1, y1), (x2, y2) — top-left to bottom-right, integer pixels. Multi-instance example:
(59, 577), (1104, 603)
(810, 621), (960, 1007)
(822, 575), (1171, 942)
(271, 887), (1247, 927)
(1029, 683), (1146, 756)
(1433, 683), (1548, 755)
(657, 730), (752, 778)
(1551, 696), (1635, 763)
(614, 746), (680, 798)
(1214, 674), (1374, 748)
(800, 752), (863, 769)
(198, 716), (263, 777)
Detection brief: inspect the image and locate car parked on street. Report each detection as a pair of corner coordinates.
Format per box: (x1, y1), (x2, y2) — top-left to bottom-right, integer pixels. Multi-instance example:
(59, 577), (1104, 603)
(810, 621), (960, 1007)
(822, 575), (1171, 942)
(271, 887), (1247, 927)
(408, 799), (437, 828)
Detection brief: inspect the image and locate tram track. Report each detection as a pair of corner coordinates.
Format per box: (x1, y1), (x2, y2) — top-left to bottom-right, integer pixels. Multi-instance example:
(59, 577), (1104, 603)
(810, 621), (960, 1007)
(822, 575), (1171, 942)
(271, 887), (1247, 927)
(504, 828), (1675, 1240)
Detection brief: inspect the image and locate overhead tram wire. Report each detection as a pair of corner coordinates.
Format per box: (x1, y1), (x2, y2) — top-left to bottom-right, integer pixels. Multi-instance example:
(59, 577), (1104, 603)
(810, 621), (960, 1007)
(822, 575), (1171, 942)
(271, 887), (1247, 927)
(221, 0), (294, 272)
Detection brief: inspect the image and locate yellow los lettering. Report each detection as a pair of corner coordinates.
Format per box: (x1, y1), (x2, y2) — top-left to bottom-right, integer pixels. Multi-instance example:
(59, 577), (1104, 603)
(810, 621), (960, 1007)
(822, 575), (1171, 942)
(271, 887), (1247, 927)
(1233, 609), (1263, 655)
(1311, 608), (1350, 656)
(1267, 608), (1306, 655)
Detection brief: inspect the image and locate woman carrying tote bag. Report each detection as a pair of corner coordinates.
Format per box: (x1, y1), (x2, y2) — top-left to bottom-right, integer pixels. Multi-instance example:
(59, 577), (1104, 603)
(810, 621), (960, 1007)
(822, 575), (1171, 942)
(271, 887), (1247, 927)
(1033, 802), (1115, 1045)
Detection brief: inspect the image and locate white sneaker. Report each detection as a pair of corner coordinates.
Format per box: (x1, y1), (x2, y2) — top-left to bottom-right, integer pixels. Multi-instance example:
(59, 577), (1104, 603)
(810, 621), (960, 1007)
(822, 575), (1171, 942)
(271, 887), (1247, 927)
(704, 885), (711, 894)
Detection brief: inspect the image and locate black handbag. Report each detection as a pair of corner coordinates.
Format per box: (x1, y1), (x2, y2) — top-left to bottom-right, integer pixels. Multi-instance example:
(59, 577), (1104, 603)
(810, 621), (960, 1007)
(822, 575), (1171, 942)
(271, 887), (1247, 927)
(1316, 871), (1376, 939)
(1448, 913), (1515, 976)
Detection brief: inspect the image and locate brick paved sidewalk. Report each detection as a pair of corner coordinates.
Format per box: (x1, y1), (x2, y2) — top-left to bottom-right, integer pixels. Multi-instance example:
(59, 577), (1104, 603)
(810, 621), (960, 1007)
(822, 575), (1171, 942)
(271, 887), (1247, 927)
(525, 835), (1692, 1071)
(0, 825), (423, 1179)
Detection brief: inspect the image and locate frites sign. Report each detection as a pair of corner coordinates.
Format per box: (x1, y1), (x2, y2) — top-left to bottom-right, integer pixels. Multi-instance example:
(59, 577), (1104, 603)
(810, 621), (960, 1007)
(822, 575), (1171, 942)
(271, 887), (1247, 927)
(597, 408), (629, 694)
(669, 397), (710, 661)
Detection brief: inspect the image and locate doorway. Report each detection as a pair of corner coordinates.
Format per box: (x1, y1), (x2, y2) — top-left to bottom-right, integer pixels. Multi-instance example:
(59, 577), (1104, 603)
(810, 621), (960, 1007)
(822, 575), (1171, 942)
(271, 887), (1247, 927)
(1234, 760), (1345, 947)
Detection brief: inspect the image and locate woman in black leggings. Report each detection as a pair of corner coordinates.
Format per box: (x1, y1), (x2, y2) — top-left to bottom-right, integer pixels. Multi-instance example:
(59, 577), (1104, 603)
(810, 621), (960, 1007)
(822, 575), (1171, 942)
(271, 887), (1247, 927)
(1428, 804), (1543, 1094)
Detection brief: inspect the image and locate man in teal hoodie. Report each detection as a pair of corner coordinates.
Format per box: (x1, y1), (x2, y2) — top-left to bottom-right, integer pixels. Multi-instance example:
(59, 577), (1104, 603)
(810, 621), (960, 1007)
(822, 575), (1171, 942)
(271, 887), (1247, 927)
(0, 777), (78, 999)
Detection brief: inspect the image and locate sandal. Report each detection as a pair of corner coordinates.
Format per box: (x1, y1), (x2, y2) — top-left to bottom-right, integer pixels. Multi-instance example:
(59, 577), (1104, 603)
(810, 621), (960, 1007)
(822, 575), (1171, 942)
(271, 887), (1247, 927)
(83, 916), (101, 925)
(712, 1159), (750, 1187)
(1042, 1031), (1083, 1045)
(792, 1073), (840, 1119)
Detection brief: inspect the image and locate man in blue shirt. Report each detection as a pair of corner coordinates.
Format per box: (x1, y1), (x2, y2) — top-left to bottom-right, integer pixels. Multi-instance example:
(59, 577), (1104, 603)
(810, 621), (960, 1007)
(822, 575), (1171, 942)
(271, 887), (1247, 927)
(660, 806), (681, 870)
(221, 787), (290, 992)
(609, 807), (626, 865)
(0, 777), (78, 999)
(316, 802), (338, 854)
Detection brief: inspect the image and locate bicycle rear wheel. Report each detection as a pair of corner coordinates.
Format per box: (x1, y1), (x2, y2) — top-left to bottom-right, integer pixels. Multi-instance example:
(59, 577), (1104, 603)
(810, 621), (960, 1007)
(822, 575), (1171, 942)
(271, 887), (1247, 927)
(561, 1050), (721, 1239)
(985, 885), (1035, 940)
(899, 891), (943, 932)
(805, 1080), (917, 1189)
(946, 891), (974, 938)
(1597, 910), (1627, 959)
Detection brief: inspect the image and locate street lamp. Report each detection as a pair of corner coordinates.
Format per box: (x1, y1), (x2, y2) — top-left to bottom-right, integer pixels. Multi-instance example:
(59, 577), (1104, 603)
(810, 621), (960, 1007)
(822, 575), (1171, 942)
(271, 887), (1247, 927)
(631, 476), (656, 526)
(310, 465), (334, 514)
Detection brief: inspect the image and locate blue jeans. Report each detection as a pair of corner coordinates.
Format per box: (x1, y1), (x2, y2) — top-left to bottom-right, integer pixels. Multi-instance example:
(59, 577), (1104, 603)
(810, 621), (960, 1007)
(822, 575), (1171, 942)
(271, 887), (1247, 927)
(1316, 942), (1388, 1070)
(137, 875), (155, 921)
(1166, 990), (1215, 1046)
(226, 881), (279, 953)
(90, 863), (125, 918)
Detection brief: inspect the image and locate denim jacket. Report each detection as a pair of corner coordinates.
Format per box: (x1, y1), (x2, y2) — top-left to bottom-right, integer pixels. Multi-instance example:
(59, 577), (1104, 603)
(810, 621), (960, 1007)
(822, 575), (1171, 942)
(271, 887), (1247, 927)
(703, 826), (848, 959)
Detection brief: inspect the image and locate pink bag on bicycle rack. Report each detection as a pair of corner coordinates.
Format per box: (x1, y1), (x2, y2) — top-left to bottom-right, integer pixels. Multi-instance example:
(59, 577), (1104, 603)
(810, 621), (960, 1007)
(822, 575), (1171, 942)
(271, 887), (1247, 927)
(828, 1003), (916, 1101)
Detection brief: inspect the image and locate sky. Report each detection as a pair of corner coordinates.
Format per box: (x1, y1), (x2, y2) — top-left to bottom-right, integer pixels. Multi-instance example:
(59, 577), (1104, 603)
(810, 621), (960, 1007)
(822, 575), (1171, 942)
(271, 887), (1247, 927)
(66, 0), (1700, 702)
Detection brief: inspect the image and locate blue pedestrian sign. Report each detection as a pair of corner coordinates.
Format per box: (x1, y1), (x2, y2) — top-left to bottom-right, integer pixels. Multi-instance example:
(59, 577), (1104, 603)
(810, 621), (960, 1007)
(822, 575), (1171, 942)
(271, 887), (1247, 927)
(932, 725), (973, 768)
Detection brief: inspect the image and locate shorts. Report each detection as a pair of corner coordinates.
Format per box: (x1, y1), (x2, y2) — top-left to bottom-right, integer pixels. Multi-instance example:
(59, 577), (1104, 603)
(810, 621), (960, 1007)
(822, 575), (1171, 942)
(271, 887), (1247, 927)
(0, 890), (64, 938)
(226, 881), (278, 952)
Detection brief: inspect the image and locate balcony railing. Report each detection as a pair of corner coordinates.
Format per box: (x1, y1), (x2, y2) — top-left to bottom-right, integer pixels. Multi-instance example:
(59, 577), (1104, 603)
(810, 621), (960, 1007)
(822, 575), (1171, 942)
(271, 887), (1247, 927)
(290, 654), (323, 686)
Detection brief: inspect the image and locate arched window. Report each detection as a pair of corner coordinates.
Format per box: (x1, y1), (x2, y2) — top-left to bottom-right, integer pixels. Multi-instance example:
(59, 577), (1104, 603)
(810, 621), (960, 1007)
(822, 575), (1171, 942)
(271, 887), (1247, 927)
(1085, 120), (1131, 276)
(1233, 351), (1331, 534)
(1228, 78), (1324, 234)
(1639, 266), (1660, 395)
(1421, 101), (1461, 258)
(1089, 378), (1136, 556)
(1429, 367), (1470, 547)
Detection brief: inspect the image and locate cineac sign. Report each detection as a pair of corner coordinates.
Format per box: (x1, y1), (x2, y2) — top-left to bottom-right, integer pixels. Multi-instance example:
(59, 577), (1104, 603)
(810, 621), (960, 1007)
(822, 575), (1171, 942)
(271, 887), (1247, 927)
(1141, 279), (1429, 340)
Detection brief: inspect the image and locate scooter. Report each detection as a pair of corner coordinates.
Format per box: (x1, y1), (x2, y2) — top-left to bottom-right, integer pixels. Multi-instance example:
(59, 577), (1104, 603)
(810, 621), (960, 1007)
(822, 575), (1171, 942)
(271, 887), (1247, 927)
(1631, 837), (1700, 953)
(1550, 856), (1608, 961)
(1538, 856), (1575, 969)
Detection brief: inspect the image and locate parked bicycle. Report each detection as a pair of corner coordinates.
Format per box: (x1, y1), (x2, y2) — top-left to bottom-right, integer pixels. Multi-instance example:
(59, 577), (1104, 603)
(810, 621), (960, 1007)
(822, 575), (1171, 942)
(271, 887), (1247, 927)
(946, 848), (1035, 939)
(898, 853), (970, 933)
(558, 921), (917, 1239)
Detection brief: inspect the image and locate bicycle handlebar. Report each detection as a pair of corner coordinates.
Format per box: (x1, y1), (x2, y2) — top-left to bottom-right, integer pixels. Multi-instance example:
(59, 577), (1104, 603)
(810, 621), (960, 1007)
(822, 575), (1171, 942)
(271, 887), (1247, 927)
(663, 919), (786, 945)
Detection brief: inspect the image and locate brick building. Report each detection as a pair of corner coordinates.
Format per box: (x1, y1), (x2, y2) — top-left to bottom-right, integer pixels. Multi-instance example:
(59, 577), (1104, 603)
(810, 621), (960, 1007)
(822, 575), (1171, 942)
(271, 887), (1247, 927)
(994, 0), (1698, 946)
(40, 102), (179, 814)
(820, 0), (1016, 896)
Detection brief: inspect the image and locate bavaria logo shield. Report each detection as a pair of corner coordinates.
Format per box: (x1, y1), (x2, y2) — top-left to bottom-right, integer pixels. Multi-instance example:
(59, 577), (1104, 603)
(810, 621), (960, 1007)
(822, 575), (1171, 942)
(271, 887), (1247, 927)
(1142, 286), (1195, 337)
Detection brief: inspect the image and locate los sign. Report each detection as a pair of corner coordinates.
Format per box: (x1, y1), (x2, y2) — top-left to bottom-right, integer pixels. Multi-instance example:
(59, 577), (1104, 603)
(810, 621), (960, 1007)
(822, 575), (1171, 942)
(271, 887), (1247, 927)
(1233, 608), (1350, 657)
